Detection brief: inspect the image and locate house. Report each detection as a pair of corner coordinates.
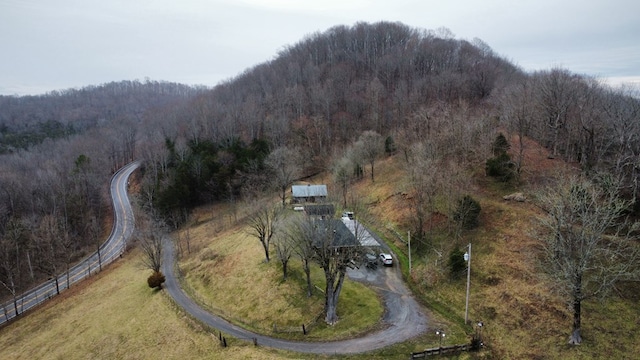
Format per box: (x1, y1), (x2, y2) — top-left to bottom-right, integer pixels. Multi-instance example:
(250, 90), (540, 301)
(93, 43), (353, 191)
(291, 184), (328, 203)
(304, 204), (335, 219)
(311, 219), (358, 248)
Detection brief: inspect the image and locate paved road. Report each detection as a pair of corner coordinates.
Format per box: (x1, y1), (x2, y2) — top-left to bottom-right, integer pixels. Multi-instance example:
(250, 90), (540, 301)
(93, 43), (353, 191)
(162, 229), (428, 354)
(0, 161), (140, 325)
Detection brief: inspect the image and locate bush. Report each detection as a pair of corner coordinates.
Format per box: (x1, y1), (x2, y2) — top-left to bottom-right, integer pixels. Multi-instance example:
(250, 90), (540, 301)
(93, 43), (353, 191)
(485, 153), (514, 182)
(384, 136), (397, 155)
(448, 247), (467, 280)
(453, 195), (481, 230)
(147, 271), (166, 289)
(491, 132), (510, 156)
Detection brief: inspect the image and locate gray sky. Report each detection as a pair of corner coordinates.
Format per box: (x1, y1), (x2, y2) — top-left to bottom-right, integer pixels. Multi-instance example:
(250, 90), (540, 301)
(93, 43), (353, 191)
(1, 0), (639, 95)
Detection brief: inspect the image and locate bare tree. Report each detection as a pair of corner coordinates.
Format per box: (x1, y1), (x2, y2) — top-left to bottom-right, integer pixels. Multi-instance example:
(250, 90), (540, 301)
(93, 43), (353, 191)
(332, 152), (354, 209)
(296, 216), (363, 325)
(0, 218), (24, 317)
(273, 224), (294, 281)
(246, 201), (282, 262)
(501, 79), (535, 177)
(281, 214), (317, 297)
(355, 130), (383, 182)
(136, 215), (166, 275)
(265, 146), (302, 207)
(535, 173), (640, 345)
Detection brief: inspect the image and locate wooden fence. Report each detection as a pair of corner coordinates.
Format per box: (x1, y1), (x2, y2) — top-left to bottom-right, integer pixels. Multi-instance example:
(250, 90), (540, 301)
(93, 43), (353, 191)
(411, 344), (470, 358)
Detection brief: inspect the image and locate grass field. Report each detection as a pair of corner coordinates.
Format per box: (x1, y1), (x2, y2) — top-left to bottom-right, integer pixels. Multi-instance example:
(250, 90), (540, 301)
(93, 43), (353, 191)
(0, 249), (301, 359)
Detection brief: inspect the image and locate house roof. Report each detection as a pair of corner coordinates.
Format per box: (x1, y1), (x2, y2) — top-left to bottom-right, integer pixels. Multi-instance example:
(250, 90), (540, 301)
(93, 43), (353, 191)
(292, 184), (328, 198)
(311, 219), (358, 248)
(304, 204), (335, 216)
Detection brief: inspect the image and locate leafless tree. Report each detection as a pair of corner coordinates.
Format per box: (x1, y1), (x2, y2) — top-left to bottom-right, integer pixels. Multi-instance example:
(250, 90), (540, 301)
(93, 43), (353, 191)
(265, 146), (302, 207)
(136, 215), (166, 274)
(332, 151), (354, 209)
(355, 131), (383, 182)
(0, 218), (24, 317)
(535, 173), (640, 345)
(295, 216), (364, 325)
(273, 223), (294, 281)
(246, 201), (282, 263)
(500, 79), (535, 177)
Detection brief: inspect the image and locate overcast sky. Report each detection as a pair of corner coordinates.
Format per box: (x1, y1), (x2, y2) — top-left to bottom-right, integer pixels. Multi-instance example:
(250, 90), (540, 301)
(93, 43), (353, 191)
(1, 0), (639, 96)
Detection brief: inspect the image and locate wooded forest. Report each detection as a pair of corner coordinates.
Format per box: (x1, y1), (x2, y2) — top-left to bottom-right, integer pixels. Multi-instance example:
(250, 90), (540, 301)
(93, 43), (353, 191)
(1, 21), (639, 311)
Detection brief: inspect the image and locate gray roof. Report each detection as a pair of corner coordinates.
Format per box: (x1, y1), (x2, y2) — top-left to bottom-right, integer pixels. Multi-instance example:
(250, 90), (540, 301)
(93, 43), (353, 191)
(311, 219), (358, 248)
(304, 204), (335, 216)
(292, 184), (328, 198)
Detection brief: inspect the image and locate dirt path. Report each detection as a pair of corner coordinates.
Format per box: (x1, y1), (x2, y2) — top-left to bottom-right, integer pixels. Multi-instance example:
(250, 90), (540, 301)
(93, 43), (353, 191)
(162, 238), (428, 355)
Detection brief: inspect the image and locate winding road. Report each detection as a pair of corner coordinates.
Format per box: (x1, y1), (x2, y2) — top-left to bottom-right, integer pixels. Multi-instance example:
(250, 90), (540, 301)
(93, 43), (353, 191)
(0, 161), (140, 326)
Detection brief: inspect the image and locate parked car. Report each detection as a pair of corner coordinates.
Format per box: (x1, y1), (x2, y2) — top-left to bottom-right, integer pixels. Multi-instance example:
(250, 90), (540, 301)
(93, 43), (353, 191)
(365, 253), (378, 269)
(379, 253), (393, 266)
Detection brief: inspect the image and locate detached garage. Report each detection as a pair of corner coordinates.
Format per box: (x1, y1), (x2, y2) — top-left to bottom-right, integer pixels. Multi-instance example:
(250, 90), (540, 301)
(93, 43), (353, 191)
(291, 184), (328, 203)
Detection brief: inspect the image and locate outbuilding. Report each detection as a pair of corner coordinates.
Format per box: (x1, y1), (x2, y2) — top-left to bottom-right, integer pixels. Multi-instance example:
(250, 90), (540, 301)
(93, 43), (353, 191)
(291, 184), (328, 203)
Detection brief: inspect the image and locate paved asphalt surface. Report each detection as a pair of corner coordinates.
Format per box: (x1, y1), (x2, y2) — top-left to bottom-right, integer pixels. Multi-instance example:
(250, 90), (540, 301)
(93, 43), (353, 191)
(0, 161), (140, 326)
(162, 229), (428, 355)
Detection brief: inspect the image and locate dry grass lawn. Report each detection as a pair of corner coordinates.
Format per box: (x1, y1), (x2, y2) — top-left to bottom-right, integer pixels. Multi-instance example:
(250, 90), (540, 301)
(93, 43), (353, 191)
(0, 249), (298, 360)
(176, 203), (384, 340)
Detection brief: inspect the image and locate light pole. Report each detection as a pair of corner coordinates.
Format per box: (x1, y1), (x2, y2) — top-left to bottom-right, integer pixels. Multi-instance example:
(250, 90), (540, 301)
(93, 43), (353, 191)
(464, 242), (471, 324)
(476, 321), (484, 342)
(436, 329), (446, 349)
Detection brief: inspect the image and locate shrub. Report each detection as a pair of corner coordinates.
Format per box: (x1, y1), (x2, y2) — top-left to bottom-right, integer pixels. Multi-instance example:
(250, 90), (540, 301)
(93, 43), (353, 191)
(448, 247), (467, 280)
(384, 136), (397, 155)
(491, 132), (510, 156)
(147, 271), (166, 289)
(485, 152), (515, 182)
(453, 195), (481, 230)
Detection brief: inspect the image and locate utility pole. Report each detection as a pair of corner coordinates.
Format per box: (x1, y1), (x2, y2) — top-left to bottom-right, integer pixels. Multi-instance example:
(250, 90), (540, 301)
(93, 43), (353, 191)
(464, 242), (471, 324)
(408, 231), (411, 274)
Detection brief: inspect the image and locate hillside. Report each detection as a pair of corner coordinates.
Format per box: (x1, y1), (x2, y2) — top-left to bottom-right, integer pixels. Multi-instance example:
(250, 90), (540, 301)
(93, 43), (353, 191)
(1, 137), (638, 359)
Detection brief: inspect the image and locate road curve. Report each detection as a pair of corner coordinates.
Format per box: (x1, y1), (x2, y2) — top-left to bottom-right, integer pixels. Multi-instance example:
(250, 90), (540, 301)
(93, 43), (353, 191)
(162, 228), (428, 354)
(0, 161), (140, 326)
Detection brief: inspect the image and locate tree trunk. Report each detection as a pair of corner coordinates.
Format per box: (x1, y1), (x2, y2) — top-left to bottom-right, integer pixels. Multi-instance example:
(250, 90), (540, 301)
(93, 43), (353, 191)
(303, 261), (312, 298)
(282, 260), (288, 281)
(261, 240), (270, 262)
(569, 274), (582, 345)
(324, 270), (346, 325)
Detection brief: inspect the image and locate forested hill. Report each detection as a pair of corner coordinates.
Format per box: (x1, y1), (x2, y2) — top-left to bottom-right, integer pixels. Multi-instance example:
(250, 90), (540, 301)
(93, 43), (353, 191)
(0, 80), (204, 153)
(184, 22), (520, 149)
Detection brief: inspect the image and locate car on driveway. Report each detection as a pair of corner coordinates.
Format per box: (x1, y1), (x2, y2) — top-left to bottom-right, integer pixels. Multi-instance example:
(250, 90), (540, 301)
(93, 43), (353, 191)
(364, 253), (378, 269)
(379, 253), (393, 266)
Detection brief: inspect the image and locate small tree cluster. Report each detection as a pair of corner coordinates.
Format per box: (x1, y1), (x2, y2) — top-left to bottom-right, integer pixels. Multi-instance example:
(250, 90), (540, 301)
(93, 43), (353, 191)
(485, 133), (514, 182)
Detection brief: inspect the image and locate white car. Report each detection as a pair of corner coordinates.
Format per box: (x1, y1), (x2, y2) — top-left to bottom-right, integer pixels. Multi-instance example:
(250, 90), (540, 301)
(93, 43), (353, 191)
(379, 253), (393, 266)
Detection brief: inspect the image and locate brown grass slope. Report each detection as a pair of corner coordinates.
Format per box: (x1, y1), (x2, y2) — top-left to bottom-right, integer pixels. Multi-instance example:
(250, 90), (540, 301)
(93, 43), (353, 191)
(351, 137), (640, 359)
